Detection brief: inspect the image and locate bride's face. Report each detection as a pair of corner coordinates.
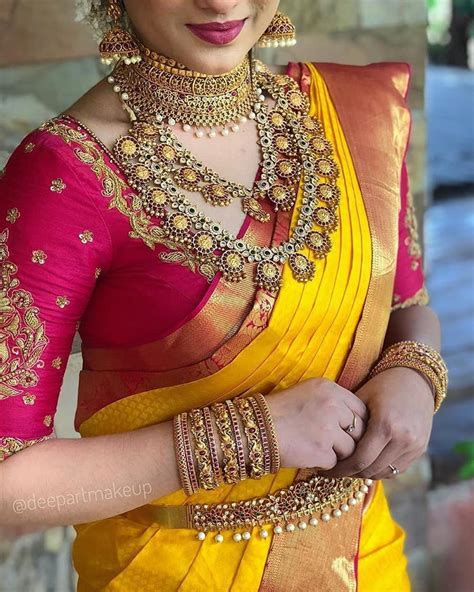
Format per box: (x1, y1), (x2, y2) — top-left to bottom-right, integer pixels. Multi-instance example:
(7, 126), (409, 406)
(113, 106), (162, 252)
(123, 0), (279, 74)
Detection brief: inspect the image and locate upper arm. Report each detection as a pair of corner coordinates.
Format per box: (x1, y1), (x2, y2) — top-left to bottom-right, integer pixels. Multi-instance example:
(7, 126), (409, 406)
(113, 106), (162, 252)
(0, 132), (113, 461)
(391, 161), (429, 310)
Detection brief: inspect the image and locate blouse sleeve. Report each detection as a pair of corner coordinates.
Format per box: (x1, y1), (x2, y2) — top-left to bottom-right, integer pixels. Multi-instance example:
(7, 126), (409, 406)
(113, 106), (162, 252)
(0, 131), (113, 461)
(391, 160), (430, 310)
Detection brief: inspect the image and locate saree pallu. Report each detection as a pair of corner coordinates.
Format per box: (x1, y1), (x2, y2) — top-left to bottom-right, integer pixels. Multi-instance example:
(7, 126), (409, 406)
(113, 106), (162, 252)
(72, 63), (412, 591)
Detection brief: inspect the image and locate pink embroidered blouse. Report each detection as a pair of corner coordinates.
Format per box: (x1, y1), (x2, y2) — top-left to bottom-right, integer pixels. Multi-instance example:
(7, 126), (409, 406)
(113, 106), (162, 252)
(0, 108), (427, 462)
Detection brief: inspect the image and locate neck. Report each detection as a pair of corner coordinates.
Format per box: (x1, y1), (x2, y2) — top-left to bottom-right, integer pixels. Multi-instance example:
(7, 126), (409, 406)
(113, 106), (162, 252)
(109, 43), (259, 136)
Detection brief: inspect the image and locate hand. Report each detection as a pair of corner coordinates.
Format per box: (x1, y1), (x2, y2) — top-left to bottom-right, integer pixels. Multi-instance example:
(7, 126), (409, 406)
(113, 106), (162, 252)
(321, 367), (434, 480)
(265, 377), (368, 471)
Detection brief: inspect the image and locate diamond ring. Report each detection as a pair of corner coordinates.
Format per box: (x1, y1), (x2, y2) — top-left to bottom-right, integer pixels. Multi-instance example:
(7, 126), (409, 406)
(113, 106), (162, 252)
(344, 413), (357, 434)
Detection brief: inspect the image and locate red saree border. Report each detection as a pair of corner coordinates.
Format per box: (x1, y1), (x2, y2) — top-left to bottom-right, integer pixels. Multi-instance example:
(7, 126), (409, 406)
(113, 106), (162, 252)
(316, 61), (412, 391)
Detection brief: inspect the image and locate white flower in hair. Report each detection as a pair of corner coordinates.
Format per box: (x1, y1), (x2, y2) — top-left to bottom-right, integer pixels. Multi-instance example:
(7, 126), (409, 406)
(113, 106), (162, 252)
(74, 0), (123, 41)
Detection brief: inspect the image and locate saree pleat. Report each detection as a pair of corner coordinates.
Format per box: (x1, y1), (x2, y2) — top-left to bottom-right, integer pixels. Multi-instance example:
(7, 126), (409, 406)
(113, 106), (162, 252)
(72, 63), (411, 591)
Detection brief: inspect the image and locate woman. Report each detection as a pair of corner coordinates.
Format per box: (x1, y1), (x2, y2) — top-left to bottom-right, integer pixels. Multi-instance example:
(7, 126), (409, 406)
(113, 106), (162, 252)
(0, 1), (447, 590)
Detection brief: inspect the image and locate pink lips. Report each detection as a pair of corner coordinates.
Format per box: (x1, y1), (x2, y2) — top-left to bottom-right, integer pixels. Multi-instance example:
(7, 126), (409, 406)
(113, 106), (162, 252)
(186, 19), (246, 46)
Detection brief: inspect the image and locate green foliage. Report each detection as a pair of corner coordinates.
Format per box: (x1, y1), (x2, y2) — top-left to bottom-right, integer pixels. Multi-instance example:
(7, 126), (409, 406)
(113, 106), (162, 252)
(454, 441), (474, 479)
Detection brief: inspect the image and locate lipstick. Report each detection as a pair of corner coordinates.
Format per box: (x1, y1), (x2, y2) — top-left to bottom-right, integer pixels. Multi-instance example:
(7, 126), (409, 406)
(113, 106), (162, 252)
(186, 19), (247, 46)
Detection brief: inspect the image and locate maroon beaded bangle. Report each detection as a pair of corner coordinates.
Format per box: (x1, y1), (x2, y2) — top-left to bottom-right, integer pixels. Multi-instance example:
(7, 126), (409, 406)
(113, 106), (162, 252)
(202, 406), (224, 487)
(180, 412), (199, 494)
(225, 399), (247, 480)
(248, 396), (272, 475)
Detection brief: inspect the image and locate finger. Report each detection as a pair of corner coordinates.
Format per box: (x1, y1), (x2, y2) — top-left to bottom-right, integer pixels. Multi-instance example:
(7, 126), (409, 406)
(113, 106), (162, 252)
(339, 409), (366, 443)
(371, 451), (419, 480)
(321, 421), (390, 478)
(354, 441), (402, 479)
(333, 431), (357, 461)
(342, 393), (368, 422)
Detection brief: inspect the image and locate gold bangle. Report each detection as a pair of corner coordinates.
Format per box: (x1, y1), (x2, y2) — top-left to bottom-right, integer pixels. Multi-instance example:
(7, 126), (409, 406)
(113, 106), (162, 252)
(370, 340), (448, 413)
(173, 415), (193, 496)
(234, 396), (266, 479)
(189, 408), (217, 490)
(202, 406), (225, 488)
(225, 400), (248, 481)
(248, 396), (272, 475)
(254, 393), (281, 473)
(173, 412), (199, 495)
(210, 401), (241, 484)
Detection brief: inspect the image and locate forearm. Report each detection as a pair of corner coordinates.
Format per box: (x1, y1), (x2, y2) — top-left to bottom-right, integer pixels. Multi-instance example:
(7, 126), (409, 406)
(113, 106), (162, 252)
(384, 305), (441, 351)
(377, 305), (443, 410)
(0, 420), (180, 528)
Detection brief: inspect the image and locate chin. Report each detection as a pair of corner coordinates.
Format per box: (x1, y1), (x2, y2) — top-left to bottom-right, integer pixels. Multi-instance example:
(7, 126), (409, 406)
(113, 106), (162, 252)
(175, 37), (254, 75)
(191, 55), (249, 75)
(178, 51), (249, 75)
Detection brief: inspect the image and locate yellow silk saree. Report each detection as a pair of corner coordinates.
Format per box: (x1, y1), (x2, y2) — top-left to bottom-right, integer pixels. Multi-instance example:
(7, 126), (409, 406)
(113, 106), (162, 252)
(71, 62), (412, 591)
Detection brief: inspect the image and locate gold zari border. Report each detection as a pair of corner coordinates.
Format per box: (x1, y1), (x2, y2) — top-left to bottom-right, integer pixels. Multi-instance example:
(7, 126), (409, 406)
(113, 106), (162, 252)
(392, 285), (430, 311)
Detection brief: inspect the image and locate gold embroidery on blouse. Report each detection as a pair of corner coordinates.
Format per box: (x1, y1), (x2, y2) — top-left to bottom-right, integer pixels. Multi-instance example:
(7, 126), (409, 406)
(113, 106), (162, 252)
(6, 208), (20, 224)
(32, 250), (47, 265)
(51, 356), (62, 369)
(50, 178), (66, 193)
(41, 119), (209, 280)
(0, 229), (50, 400)
(79, 230), (94, 244)
(24, 142), (35, 153)
(391, 286), (429, 311)
(404, 186), (423, 271)
(22, 393), (37, 405)
(43, 415), (52, 427)
(0, 434), (53, 461)
(56, 296), (70, 308)
(94, 267), (102, 278)
(0, 169), (5, 179)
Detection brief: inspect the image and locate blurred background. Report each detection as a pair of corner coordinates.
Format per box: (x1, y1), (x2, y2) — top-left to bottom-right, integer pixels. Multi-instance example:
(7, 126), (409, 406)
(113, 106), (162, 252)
(0, 1), (473, 590)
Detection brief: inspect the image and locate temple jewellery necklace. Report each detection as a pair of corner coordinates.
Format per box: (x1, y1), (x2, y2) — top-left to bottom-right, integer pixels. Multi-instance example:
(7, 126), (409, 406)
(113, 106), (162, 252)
(108, 53), (342, 295)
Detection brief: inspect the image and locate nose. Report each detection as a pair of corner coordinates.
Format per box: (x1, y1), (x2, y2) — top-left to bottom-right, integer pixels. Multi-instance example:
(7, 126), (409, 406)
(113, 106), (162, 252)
(194, 0), (240, 15)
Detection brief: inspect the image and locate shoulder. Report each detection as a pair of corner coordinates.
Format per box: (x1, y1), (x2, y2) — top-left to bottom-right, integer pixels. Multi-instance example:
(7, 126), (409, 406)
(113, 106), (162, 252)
(2, 123), (79, 186)
(287, 60), (412, 99)
(0, 116), (111, 209)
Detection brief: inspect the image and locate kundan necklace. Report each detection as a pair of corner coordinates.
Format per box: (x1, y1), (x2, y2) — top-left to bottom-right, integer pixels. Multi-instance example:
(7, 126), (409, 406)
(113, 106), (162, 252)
(109, 52), (342, 295)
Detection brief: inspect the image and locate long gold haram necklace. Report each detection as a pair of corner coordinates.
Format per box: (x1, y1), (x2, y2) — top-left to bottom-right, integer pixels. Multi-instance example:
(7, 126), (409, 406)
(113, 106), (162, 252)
(110, 60), (341, 294)
(110, 55), (297, 222)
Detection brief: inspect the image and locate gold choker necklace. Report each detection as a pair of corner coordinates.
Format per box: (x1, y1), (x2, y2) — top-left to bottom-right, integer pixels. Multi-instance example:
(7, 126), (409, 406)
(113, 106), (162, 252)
(110, 47), (257, 138)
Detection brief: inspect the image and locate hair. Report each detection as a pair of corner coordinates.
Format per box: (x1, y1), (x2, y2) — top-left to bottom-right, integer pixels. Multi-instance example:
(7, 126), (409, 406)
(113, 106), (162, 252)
(75, 0), (130, 41)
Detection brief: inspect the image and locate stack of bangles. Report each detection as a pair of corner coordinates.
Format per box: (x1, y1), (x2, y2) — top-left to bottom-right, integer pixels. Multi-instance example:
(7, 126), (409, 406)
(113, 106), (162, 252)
(173, 393), (281, 496)
(369, 340), (448, 413)
(171, 392), (373, 543)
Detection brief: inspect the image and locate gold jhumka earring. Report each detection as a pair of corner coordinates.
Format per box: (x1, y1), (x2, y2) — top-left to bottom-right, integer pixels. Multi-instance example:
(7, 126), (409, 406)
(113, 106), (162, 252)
(257, 11), (297, 48)
(99, 0), (141, 65)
